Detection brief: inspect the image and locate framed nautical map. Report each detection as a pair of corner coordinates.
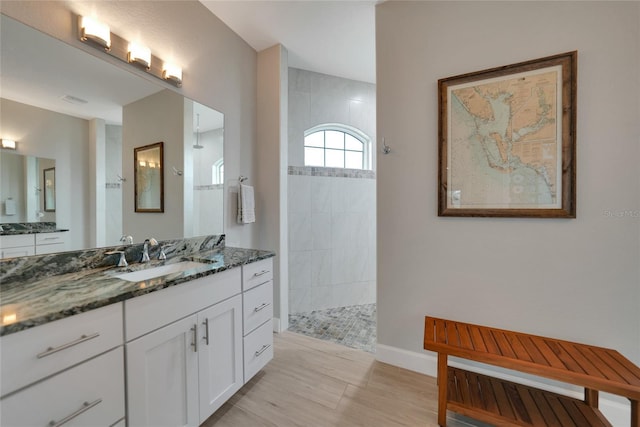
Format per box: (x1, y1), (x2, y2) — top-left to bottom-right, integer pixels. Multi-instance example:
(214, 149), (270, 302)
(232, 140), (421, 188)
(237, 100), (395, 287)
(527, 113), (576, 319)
(438, 52), (577, 218)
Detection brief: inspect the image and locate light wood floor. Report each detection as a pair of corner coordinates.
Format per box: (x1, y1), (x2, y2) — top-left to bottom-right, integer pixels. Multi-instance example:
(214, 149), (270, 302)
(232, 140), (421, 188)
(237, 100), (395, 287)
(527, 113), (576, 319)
(203, 331), (484, 427)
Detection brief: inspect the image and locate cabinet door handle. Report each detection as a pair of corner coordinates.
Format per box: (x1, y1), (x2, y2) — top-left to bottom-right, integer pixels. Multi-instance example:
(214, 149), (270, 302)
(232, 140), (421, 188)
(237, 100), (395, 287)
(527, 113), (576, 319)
(255, 344), (271, 357)
(42, 236), (60, 241)
(254, 302), (270, 312)
(37, 332), (100, 359)
(202, 318), (210, 346)
(253, 270), (269, 277)
(48, 398), (102, 427)
(190, 325), (198, 352)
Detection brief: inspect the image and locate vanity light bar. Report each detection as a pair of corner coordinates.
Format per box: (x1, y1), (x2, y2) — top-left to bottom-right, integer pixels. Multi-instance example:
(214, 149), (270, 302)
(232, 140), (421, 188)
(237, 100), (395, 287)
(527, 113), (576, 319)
(162, 63), (183, 87)
(79, 16), (111, 50)
(1, 139), (17, 150)
(77, 15), (183, 88)
(128, 42), (151, 70)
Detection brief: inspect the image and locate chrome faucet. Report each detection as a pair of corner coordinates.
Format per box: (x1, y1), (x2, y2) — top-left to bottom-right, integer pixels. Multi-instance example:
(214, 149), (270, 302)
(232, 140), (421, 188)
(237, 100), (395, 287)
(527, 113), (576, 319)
(141, 238), (158, 263)
(106, 250), (128, 267)
(120, 235), (133, 245)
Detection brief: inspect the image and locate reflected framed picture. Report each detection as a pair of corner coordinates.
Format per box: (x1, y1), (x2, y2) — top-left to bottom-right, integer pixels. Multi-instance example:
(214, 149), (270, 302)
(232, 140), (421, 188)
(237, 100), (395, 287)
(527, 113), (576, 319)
(43, 167), (56, 212)
(134, 142), (164, 213)
(438, 51), (577, 218)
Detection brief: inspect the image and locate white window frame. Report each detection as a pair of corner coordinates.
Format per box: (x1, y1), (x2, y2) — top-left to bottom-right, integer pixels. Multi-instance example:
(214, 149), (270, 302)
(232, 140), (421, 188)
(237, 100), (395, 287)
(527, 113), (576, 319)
(303, 123), (371, 170)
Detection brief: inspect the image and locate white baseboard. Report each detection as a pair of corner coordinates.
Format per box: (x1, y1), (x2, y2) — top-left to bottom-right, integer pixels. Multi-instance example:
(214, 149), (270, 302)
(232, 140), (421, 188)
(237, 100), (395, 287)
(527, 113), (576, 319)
(376, 344), (630, 426)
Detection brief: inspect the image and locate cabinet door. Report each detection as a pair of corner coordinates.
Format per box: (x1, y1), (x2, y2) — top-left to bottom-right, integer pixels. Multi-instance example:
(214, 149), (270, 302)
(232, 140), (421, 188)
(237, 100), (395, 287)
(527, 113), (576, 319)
(127, 315), (199, 427)
(198, 294), (243, 423)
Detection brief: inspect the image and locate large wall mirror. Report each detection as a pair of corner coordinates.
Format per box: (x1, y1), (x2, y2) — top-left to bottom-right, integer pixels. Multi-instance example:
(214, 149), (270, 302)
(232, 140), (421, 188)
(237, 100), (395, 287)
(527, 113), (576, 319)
(0, 14), (224, 255)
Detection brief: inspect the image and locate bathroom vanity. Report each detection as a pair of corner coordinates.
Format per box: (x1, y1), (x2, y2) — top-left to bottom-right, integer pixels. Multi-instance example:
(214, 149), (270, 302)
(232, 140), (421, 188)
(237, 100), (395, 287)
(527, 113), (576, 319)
(0, 236), (274, 427)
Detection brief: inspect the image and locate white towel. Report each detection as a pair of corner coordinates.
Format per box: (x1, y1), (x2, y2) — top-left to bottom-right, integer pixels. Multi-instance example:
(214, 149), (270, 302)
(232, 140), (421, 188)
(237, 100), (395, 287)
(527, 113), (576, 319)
(237, 183), (255, 224)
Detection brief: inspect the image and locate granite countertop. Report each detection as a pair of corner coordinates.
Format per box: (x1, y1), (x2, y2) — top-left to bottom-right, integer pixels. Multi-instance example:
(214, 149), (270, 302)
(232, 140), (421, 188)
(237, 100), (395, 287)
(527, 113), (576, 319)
(0, 247), (274, 337)
(0, 228), (69, 236)
(0, 222), (68, 236)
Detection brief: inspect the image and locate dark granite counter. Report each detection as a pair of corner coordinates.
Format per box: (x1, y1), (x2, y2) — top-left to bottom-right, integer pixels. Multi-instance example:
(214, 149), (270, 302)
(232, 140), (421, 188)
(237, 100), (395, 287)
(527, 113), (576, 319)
(0, 222), (68, 236)
(0, 236), (274, 337)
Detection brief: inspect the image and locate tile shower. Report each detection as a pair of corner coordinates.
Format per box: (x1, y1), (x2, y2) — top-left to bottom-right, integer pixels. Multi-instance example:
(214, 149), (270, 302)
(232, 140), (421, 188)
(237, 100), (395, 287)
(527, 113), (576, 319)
(287, 68), (377, 338)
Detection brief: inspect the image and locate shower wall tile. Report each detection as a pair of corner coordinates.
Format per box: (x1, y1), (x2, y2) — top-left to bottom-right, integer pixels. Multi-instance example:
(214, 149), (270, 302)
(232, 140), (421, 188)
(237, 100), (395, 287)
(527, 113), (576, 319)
(289, 250), (312, 290)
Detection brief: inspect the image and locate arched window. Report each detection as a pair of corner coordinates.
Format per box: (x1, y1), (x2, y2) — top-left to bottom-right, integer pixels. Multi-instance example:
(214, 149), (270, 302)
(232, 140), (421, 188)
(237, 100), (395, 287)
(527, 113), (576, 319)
(211, 158), (224, 185)
(304, 124), (371, 170)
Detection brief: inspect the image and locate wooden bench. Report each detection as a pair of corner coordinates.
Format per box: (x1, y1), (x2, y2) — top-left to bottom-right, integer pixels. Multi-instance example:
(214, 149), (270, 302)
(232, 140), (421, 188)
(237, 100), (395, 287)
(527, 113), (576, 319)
(424, 316), (640, 427)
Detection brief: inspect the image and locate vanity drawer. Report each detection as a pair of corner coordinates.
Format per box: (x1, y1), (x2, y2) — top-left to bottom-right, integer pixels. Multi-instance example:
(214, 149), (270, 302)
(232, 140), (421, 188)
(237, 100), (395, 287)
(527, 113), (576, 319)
(243, 280), (273, 335)
(125, 267), (241, 341)
(0, 302), (123, 397)
(243, 319), (273, 383)
(0, 347), (125, 427)
(242, 258), (273, 291)
(35, 232), (67, 246)
(0, 234), (34, 249)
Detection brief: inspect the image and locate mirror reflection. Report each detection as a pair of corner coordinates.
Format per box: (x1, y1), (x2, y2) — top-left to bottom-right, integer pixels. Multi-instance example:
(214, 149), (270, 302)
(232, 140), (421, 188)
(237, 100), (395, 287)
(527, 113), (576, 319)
(134, 142), (164, 213)
(0, 15), (224, 256)
(0, 152), (56, 222)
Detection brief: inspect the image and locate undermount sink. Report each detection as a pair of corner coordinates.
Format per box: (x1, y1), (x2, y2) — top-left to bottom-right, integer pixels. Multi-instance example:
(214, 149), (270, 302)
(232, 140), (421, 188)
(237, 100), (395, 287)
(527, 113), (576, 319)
(112, 261), (208, 282)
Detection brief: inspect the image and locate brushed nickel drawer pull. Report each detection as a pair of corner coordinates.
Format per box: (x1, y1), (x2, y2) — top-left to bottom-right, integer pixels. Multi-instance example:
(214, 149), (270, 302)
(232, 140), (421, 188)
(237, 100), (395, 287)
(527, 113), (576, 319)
(253, 303), (270, 312)
(48, 398), (102, 426)
(42, 236), (60, 241)
(203, 318), (210, 346)
(37, 332), (100, 359)
(255, 344), (271, 357)
(253, 270), (269, 277)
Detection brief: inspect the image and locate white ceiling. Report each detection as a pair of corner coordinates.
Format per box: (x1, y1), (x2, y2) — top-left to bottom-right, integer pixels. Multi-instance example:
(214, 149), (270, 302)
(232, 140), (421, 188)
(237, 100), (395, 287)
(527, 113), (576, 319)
(201, 0), (377, 84)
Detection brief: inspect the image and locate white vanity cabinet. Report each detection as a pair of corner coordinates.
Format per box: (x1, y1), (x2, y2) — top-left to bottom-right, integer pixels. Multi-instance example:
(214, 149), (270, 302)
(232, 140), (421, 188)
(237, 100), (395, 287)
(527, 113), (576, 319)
(35, 231), (68, 254)
(0, 231), (68, 258)
(125, 268), (244, 426)
(242, 258), (274, 383)
(0, 234), (35, 258)
(0, 303), (125, 426)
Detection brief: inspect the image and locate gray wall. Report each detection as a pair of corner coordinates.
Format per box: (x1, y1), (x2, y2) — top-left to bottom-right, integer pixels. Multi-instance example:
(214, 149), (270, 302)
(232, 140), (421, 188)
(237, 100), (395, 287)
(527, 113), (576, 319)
(376, 0), (639, 410)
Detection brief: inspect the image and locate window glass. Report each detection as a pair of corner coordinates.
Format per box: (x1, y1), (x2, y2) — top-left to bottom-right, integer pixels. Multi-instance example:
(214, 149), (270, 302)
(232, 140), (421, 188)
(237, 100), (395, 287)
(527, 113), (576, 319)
(345, 151), (363, 169)
(303, 124), (370, 170)
(345, 134), (363, 151)
(304, 147), (325, 167)
(325, 149), (345, 168)
(304, 132), (324, 148)
(325, 131), (344, 149)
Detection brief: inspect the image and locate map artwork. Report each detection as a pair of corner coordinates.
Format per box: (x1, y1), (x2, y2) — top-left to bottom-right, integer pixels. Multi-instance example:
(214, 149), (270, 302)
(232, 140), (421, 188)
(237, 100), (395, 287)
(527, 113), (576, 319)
(447, 66), (562, 209)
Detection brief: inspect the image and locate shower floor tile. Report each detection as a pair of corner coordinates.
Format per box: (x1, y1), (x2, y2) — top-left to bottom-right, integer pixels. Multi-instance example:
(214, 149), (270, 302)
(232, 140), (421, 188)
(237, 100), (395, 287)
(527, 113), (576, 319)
(288, 303), (376, 353)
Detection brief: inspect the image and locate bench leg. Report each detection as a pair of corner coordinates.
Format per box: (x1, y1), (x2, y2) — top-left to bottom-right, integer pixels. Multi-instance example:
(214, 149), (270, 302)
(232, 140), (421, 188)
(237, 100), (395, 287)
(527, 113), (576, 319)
(584, 388), (599, 408)
(437, 353), (448, 427)
(631, 399), (639, 427)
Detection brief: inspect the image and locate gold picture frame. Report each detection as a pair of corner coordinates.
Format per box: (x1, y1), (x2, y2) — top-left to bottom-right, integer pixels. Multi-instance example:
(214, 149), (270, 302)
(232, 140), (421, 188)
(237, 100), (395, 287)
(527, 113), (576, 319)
(438, 51), (577, 218)
(134, 142), (164, 213)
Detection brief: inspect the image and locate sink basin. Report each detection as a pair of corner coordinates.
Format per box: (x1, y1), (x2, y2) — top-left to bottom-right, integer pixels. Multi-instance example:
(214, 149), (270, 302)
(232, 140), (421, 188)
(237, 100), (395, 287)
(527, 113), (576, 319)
(113, 261), (208, 282)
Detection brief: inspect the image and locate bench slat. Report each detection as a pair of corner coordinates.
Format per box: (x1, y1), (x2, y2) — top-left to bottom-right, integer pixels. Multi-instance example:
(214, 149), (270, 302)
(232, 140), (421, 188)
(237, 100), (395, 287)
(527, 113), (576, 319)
(468, 325), (488, 353)
(561, 342), (610, 380)
(447, 367), (611, 426)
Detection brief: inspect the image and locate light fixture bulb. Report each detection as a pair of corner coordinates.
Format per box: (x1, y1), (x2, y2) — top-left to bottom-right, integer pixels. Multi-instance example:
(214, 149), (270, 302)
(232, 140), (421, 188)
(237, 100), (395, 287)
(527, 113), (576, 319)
(128, 43), (151, 69)
(1, 139), (17, 150)
(79, 16), (111, 50)
(163, 63), (183, 87)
